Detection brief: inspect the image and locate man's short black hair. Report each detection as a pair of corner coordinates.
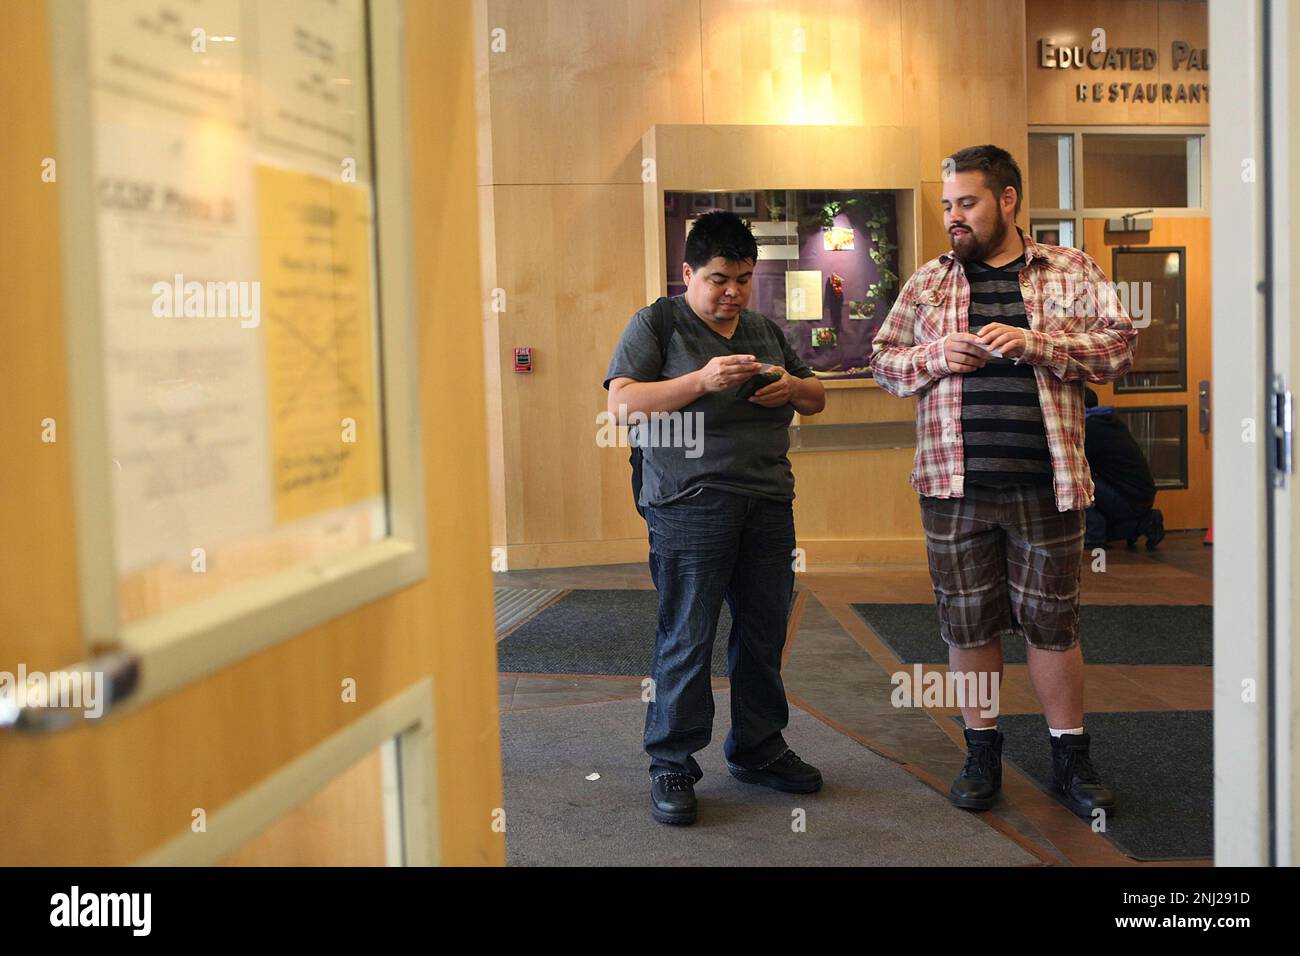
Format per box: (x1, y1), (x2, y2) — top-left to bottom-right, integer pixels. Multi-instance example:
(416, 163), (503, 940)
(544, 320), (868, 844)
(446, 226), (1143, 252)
(948, 144), (1023, 217)
(1085, 387), (1099, 408)
(684, 210), (758, 270)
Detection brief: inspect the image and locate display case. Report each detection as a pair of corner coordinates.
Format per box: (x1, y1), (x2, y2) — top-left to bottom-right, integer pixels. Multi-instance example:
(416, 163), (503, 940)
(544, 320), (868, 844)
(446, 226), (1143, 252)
(665, 189), (902, 379)
(643, 124), (920, 386)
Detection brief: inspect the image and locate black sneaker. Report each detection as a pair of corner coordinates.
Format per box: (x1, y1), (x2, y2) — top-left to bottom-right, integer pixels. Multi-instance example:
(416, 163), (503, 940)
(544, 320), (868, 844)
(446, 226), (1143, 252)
(1144, 509), (1166, 551)
(950, 727), (1002, 811)
(1050, 732), (1116, 819)
(650, 773), (697, 825)
(727, 749), (823, 793)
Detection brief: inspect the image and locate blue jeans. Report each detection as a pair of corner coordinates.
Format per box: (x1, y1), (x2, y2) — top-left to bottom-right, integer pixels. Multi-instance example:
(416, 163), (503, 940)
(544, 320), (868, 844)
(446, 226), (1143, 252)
(643, 487), (795, 780)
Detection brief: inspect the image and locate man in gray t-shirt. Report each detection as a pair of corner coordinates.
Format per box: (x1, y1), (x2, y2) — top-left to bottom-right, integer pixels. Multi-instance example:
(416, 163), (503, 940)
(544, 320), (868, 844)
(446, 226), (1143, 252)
(603, 211), (826, 825)
(606, 294), (814, 507)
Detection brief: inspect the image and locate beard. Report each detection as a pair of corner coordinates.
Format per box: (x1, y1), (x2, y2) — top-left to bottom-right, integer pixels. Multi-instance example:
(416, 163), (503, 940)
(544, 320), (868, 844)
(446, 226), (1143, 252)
(949, 217), (1008, 263)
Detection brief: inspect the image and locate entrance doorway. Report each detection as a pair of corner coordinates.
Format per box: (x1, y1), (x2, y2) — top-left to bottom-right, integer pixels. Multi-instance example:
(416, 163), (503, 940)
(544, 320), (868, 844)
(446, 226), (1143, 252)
(1083, 217), (1212, 532)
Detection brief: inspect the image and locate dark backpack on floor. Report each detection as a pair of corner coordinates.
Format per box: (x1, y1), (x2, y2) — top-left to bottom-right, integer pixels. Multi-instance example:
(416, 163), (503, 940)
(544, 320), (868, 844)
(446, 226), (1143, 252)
(629, 297), (677, 518)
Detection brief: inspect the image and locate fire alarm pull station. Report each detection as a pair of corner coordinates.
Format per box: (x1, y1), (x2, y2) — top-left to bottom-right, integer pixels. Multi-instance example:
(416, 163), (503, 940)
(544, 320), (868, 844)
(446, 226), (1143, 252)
(513, 347), (533, 372)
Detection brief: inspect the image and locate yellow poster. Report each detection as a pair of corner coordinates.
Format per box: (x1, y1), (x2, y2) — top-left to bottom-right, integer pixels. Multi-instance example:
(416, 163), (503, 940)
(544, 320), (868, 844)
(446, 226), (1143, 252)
(785, 270), (823, 320)
(256, 164), (383, 523)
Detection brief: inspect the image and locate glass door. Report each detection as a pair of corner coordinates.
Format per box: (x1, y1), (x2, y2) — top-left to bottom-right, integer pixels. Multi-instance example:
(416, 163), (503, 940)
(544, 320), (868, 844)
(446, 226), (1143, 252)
(1113, 247), (1188, 393)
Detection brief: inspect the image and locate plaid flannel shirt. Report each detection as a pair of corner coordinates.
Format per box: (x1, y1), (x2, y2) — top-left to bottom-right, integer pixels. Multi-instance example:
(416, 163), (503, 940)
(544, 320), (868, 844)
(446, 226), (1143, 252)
(869, 229), (1137, 512)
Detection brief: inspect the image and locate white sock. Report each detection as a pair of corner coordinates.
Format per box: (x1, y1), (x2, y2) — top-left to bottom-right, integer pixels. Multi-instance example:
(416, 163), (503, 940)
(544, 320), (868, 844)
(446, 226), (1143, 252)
(967, 724), (998, 733)
(1049, 726), (1084, 737)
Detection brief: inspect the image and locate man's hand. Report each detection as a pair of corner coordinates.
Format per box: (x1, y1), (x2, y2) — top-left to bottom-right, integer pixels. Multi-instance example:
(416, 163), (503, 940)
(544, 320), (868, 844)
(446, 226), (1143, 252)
(976, 322), (1029, 360)
(697, 354), (762, 393)
(943, 332), (992, 373)
(748, 366), (794, 407)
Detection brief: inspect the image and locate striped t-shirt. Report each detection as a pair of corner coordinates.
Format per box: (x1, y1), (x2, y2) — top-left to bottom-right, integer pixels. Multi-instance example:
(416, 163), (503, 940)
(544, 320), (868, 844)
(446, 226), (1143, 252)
(961, 255), (1053, 487)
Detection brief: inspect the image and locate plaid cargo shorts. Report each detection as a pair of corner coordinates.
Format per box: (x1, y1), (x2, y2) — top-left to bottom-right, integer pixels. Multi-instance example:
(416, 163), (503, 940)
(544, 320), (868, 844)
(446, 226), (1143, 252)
(919, 484), (1085, 651)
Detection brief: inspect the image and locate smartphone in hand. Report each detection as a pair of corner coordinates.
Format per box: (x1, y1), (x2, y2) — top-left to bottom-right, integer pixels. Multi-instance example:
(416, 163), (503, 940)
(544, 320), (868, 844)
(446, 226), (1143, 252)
(736, 365), (783, 400)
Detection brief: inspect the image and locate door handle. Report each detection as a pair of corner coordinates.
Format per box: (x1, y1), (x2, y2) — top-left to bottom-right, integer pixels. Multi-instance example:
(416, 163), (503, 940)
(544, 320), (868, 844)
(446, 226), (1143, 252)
(0, 650), (140, 733)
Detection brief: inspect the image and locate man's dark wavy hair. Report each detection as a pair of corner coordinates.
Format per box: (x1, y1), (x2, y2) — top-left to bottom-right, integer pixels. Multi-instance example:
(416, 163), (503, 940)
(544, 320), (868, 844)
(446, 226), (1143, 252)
(684, 210), (758, 269)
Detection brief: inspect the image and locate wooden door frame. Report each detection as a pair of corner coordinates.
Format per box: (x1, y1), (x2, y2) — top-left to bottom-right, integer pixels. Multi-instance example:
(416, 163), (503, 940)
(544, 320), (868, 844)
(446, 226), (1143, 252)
(1210, 0), (1280, 866)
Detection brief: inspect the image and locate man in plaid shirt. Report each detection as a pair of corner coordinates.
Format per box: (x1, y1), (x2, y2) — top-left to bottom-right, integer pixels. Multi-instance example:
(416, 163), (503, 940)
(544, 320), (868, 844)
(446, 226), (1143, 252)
(871, 145), (1136, 821)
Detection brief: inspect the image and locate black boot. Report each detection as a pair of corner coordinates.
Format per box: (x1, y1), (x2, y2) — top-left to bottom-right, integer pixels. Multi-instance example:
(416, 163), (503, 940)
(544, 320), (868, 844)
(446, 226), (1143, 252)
(1050, 732), (1116, 819)
(650, 773), (697, 825)
(949, 727), (1002, 811)
(1144, 509), (1166, 551)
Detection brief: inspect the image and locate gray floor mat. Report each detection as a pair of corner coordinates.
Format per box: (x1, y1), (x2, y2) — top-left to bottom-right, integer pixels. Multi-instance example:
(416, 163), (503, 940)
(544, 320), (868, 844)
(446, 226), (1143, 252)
(502, 692), (1038, 866)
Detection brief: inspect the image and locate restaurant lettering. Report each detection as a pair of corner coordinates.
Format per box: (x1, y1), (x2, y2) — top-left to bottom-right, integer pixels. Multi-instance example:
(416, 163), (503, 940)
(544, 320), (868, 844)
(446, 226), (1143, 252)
(1038, 38), (1208, 104)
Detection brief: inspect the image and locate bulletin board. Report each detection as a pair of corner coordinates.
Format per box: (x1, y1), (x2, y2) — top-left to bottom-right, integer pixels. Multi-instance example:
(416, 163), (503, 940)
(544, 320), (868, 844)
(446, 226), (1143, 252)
(52, 0), (426, 701)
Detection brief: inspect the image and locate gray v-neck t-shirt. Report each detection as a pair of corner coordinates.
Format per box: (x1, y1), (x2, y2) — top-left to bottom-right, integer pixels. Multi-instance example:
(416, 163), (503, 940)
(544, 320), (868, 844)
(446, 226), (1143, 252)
(603, 295), (814, 507)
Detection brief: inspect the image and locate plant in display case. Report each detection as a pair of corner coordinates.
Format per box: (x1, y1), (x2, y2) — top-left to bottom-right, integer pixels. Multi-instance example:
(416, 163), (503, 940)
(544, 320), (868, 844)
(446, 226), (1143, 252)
(795, 192), (899, 309)
(799, 195), (861, 232)
(763, 190), (787, 220)
(862, 193), (899, 308)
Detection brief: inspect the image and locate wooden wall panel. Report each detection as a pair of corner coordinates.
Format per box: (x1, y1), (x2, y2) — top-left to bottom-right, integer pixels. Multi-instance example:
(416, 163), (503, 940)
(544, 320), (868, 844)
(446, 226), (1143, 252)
(481, 0), (704, 185)
(902, 0), (1029, 270)
(792, 446), (924, 540)
(488, 183), (649, 547)
(902, 0), (1028, 180)
(797, 385), (916, 425)
(919, 180), (951, 263)
(646, 123), (920, 189)
(700, 0), (905, 125)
